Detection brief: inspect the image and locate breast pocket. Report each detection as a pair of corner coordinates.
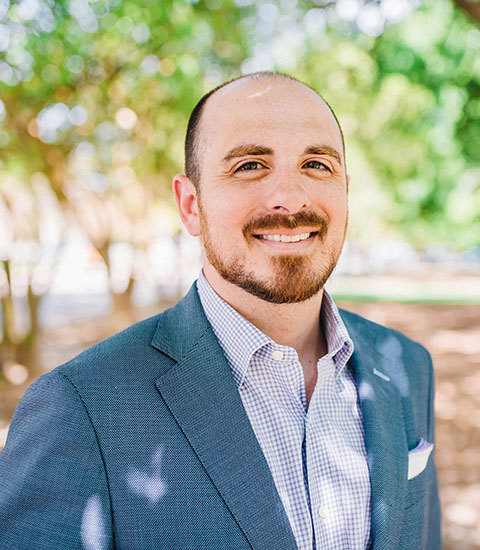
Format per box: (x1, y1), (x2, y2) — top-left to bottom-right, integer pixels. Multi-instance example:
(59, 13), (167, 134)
(406, 467), (428, 509)
(405, 440), (434, 509)
(400, 465), (432, 549)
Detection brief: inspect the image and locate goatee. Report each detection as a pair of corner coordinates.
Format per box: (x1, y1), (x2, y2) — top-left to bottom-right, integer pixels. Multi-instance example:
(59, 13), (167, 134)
(200, 208), (342, 304)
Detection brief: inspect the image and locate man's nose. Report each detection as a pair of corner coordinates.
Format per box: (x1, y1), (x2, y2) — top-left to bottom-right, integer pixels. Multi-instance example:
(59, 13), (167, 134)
(263, 171), (312, 214)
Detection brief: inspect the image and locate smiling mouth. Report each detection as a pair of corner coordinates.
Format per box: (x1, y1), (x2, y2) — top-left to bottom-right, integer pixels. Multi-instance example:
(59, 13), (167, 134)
(253, 232), (316, 243)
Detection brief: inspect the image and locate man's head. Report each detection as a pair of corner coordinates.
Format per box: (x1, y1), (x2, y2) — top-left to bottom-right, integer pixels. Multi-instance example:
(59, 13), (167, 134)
(184, 72), (345, 189)
(174, 72), (349, 304)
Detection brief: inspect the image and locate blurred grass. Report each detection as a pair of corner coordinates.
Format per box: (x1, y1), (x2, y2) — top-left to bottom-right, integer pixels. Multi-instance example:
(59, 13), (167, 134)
(329, 275), (480, 305)
(333, 294), (480, 305)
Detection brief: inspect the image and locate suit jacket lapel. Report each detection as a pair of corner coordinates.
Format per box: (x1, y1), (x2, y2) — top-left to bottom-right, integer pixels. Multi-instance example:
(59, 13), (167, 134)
(152, 286), (296, 550)
(342, 312), (409, 550)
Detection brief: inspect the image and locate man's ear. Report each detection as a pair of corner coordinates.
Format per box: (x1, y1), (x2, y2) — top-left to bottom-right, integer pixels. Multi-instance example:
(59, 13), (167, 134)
(172, 174), (201, 237)
(346, 174), (350, 191)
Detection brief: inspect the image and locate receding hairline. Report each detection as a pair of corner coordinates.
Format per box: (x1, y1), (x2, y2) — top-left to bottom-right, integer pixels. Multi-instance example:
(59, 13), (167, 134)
(184, 71), (345, 187)
(207, 72), (320, 102)
(202, 73), (341, 138)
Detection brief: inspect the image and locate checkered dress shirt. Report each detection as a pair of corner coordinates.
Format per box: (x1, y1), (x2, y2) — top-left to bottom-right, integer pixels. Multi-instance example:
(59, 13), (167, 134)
(197, 273), (371, 550)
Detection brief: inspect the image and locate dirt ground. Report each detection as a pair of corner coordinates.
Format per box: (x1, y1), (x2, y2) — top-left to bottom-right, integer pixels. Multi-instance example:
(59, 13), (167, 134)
(1, 300), (479, 549)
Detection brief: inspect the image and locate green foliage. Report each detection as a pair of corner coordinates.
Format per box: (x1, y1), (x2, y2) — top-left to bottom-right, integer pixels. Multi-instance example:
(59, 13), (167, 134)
(0, 0), (478, 250)
(367, 0), (480, 247)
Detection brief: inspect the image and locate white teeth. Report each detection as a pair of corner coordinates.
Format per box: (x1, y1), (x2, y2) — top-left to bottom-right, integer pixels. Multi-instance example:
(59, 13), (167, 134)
(260, 232), (311, 243)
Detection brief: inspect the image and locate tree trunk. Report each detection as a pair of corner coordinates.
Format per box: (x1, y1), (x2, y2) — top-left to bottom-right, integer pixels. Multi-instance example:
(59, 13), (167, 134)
(0, 260), (41, 378)
(1, 261), (16, 370)
(111, 275), (136, 328)
(96, 242), (136, 325)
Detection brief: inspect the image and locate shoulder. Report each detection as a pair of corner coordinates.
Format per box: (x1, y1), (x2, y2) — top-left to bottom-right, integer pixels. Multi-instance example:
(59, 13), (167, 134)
(339, 307), (434, 394)
(6, 314), (168, 426)
(339, 308), (435, 435)
(54, 313), (165, 384)
(339, 307), (431, 360)
(47, 283), (207, 389)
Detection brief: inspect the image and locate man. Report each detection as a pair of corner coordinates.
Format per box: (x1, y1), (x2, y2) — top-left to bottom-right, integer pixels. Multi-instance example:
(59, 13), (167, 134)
(0, 72), (441, 549)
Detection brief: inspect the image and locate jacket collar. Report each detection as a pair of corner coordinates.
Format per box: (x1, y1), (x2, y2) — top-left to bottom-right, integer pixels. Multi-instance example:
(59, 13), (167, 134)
(151, 284), (297, 550)
(341, 310), (409, 550)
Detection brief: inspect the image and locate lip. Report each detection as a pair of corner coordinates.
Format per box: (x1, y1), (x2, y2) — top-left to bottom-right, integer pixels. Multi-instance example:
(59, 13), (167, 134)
(252, 232), (318, 251)
(251, 228), (318, 237)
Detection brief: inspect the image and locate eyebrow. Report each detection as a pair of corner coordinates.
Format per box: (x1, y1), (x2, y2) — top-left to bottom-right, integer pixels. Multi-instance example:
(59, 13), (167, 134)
(221, 143), (343, 165)
(304, 145), (342, 164)
(222, 144), (274, 163)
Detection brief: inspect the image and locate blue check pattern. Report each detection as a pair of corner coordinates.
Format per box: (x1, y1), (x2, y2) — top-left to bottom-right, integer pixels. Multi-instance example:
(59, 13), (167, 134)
(197, 272), (371, 550)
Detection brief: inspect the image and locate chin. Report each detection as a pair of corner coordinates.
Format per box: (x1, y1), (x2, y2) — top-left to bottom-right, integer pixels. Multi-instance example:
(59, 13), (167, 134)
(216, 255), (336, 304)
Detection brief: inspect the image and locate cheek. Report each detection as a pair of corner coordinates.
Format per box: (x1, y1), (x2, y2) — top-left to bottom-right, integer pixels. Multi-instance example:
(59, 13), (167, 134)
(209, 189), (257, 228)
(313, 187), (348, 221)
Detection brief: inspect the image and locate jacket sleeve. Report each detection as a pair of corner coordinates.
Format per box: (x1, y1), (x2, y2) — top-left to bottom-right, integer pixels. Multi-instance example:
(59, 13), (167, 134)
(0, 370), (113, 550)
(424, 348), (442, 549)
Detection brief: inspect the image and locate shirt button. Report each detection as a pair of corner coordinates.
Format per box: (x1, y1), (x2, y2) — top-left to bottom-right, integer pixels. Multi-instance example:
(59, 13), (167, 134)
(318, 506), (327, 519)
(272, 350), (284, 361)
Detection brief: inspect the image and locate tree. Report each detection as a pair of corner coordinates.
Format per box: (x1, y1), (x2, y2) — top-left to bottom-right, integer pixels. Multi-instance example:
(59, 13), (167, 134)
(0, 0), (253, 375)
(0, 0), (478, 377)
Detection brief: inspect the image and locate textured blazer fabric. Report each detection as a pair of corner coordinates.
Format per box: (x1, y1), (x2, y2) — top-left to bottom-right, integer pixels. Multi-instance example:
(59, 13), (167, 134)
(0, 284), (441, 549)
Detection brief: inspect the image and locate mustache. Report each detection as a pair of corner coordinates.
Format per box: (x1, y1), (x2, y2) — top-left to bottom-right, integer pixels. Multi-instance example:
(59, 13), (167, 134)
(243, 210), (328, 238)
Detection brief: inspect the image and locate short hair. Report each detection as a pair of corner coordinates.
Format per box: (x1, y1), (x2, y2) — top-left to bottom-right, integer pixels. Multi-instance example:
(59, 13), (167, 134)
(184, 71), (345, 188)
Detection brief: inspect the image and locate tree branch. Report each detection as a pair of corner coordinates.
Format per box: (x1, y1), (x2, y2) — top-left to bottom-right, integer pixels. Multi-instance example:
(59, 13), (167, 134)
(452, 0), (480, 24)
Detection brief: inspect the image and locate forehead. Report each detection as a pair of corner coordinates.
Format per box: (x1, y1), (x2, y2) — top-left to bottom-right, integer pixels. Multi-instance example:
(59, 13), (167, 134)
(199, 78), (343, 157)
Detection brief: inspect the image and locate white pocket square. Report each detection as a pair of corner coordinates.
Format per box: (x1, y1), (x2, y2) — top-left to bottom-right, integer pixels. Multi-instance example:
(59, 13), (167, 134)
(407, 438), (434, 480)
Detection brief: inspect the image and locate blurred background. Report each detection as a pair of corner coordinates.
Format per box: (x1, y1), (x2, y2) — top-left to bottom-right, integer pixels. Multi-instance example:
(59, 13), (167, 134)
(0, 0), (479, 547)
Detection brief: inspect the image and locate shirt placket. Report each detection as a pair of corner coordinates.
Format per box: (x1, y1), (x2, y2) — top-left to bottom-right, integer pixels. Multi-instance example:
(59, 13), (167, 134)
(305, 359), (339, 550)
(268, 350), (314, 550)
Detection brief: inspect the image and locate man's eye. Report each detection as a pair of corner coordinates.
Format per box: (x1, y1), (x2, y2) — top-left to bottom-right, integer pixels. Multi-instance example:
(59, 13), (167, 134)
(303, 160), (330, 171)
(236, 161), (263, 172)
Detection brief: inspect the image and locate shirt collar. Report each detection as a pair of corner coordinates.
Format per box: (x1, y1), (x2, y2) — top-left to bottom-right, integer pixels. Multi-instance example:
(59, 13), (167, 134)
(197, 271), (270, 387)
(197, 271), (354, 386)
(320, 290), (355, 374)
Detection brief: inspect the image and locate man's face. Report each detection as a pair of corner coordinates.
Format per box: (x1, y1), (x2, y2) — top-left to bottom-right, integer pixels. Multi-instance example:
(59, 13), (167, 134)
(186, 78), (348, 304)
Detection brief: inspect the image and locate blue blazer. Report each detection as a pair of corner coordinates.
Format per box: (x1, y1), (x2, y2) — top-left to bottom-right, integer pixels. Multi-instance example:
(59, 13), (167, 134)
(0, 284), (441, 549)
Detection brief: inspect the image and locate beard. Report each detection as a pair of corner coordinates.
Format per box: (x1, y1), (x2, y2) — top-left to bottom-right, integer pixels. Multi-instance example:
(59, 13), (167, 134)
(199, 207), (344, 304)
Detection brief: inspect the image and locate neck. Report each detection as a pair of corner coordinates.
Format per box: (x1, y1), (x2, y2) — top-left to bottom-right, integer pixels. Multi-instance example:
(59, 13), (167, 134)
(203, 265), (328, 366)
